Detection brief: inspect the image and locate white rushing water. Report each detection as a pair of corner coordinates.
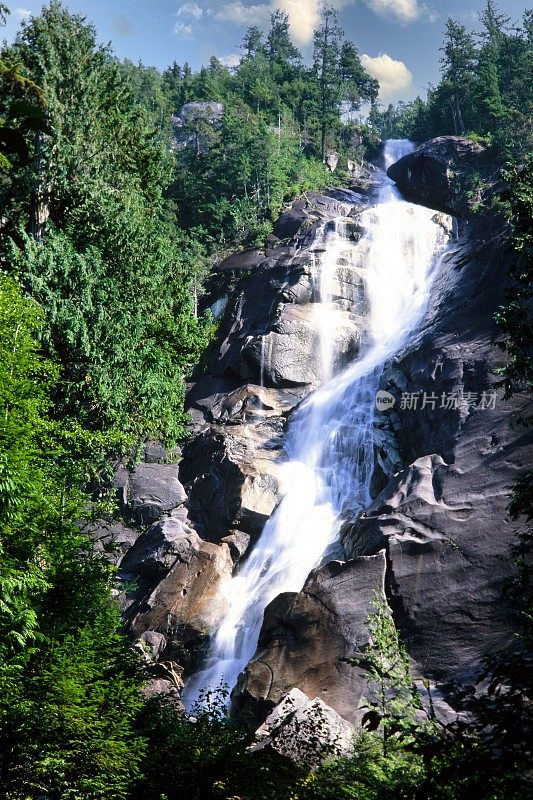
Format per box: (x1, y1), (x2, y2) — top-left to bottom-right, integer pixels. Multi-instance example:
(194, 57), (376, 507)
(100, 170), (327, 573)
(183, 140), (448, 709)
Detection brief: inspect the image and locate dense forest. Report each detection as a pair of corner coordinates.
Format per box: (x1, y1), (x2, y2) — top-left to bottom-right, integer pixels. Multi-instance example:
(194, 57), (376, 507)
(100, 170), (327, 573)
(0, 0), (531, 798)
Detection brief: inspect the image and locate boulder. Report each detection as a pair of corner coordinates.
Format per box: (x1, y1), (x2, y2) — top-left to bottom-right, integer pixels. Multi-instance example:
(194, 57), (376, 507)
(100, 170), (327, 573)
(250, 689), (354, 768)
(172, 102), (224, 151)
(177, 101), (224, 125)
(326, 152), (339, 172)
(116, 462), (187, 526)
(127, 531), (233, 673)
(142, 661), (184, 706)
(221, 530), (252, 563)
(88, 520), (140, 564)
(387, 136), (487, 216)
(233, 553), (387, 724)
(186, 375), (303, 429)
(120, 517), (197, 580)
(180, 426), (282, 540)
(273, 208), (311, 240)
(217, 249), (265, 272)
(137, 630), (167, 660)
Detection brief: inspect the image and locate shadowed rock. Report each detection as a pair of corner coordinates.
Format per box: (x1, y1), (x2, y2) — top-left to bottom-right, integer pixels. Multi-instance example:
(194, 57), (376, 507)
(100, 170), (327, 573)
(387, 136), (488, 216)
(233, 553), (387, 724)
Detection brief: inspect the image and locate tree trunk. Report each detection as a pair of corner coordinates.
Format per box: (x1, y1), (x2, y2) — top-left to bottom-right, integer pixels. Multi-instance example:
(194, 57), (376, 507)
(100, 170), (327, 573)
(30, 129), (49, 241)
(455, 95), (465, 134)
(321, 18), (329, 163)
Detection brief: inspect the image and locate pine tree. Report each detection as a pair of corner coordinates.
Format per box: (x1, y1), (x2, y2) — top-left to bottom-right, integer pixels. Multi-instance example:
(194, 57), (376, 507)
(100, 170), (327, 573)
(242, 25), (264, 58)
(478, 0), (510, 45)
(474, 44), (506, 134)
(1, 1), (211, 446)
(267, 10), (302, 79)
(340, 40), (380, 109)
(313, 5), (344, 161)
(439, 18), (477, 134)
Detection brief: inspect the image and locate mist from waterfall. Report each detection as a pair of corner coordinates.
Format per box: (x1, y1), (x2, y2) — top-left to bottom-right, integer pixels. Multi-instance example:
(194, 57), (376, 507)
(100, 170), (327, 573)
(183, 140), (448, 709)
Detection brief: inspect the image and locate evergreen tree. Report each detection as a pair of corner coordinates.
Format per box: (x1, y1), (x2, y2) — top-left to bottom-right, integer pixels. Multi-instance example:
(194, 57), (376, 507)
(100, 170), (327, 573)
(473, 43), (506, 135)
(242, 25), (264, 58)
(313, 5), (344, 161)
(478, 0), (510, 45)
(340, 41), (379, 109)
(266, 9), (302, 83)
(0, 274), (147, 798)
(439, 18), (477, 134)
(1, 1), (211, 446)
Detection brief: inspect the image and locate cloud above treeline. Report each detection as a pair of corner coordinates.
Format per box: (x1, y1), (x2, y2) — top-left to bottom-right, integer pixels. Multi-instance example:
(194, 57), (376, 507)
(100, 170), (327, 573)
(361, 52), (413, 99)
(175, 0), (435, 42)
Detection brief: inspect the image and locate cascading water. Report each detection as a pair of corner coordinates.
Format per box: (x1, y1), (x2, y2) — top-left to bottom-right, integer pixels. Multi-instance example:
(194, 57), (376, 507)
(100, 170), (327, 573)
(183, 140), (449, 709)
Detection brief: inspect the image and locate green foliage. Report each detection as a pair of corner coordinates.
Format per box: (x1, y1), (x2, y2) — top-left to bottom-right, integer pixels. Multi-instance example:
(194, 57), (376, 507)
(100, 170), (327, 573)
(494, 162), (533, 398)
(298, 734), (427, 800)
(172, 101), (334, 250)
(0, 1), (213, 447)
(374, 3), (532, 160)
(0, 274), (147, 799)
(355, 595), (429, 755)
(132, 689), (299, 800)
(295, 596), (434, 799)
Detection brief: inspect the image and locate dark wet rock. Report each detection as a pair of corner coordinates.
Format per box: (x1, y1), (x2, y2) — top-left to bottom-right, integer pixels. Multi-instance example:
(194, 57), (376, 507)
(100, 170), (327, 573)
(89, 520), (140, 565)
(143, 439), (181, 464)
(233, 553), (387, 724)
(217, 249), (265, 272)
(185, 375), (305, 432)
(387, 136), (488, 216)
(343, 213), (533, 692)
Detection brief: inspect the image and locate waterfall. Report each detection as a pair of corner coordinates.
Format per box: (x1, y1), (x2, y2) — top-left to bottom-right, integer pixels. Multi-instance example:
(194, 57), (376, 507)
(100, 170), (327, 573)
(183, 140), (449, 709)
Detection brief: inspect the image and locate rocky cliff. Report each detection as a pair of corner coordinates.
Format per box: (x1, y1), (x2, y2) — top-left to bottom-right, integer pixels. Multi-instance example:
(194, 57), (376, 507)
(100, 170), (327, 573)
(92, 140), (531, 743)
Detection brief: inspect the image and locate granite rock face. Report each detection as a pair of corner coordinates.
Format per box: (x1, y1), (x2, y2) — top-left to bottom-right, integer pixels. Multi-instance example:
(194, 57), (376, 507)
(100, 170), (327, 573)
(233, 553), (387, 724)
(230, 198), (531, 726)
(179, 187), (374, 554)
(387, 136), (488, 217)
(124, 523), (233, 672)
(342, 214), (532, 694)
(94, 165), (531, 741)
(171, 101), (224, 152)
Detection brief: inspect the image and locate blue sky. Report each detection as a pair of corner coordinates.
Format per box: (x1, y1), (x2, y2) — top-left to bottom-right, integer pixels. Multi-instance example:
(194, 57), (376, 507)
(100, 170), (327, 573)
(2, 1), (529, 103)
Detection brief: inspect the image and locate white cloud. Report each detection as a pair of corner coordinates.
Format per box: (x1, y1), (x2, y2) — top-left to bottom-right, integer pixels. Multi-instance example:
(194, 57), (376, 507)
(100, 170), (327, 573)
(219, 53), (242, 67)
(177, 2), (205, 18)
(361, 53), (413, 100)
(14, 8), (31, 19)
(173, 21), (194, 35)
(214, 1), (271, 26)
(364, 0), (436, 23)
(214, 0), (352, 45)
